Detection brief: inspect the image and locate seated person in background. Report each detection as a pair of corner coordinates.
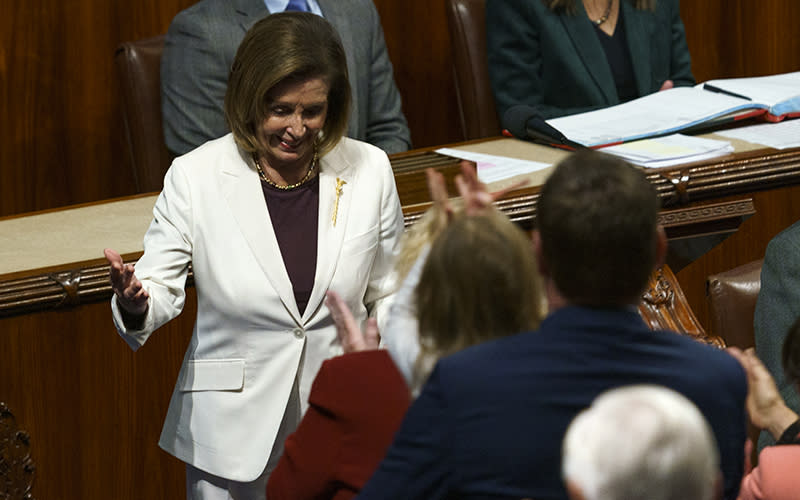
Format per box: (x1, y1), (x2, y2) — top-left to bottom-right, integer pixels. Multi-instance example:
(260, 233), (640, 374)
(487, 0), (695, 120)
(161, 0), (411, 156)
(753, 219), (800, 449)
(266, 165), (546, 500)
(356, 150), (747, 500)
(728, 316), (800, 500)
(563, 385), (721, 500)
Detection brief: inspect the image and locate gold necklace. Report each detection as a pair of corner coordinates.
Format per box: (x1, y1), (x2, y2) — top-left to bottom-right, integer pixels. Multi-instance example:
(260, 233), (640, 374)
(590, 0), (613, 26)
(253, 152), (318, 190)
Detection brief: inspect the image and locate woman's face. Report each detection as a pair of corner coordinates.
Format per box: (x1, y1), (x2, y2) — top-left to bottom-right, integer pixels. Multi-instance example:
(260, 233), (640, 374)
(258, 77), (329, 171)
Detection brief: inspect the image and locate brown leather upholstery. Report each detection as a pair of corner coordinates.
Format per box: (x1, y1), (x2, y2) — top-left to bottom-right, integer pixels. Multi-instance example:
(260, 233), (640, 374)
(115, 35), (173, 193)
(445, 0), (501, 141)
(706, 259), (763, 350)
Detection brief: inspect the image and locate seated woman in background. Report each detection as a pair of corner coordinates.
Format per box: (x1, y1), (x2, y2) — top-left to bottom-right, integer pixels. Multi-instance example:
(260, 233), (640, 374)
(487, 0), (695, 120)
(728, 315), (800, 500)
(266, 165), (546, 500)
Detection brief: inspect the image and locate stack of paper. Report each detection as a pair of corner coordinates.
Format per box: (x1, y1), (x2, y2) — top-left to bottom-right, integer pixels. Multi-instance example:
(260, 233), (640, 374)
(435, 147), (551, 183)
(716, 119), (800, 150)
(598, 134), (734, 169)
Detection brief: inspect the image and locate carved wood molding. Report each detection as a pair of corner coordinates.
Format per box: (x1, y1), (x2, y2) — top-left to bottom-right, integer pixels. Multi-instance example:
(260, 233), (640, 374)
(0, 402), (36, 500)
(1, 147), (797, 318)
(639, 266), (724, 347)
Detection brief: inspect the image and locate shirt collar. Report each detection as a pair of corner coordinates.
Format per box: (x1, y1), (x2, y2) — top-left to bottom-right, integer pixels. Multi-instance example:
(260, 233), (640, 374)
(263, 0), (323, 15)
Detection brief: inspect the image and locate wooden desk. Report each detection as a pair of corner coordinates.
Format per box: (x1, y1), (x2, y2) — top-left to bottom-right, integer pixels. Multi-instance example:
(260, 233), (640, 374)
(2, 137), (800, 499)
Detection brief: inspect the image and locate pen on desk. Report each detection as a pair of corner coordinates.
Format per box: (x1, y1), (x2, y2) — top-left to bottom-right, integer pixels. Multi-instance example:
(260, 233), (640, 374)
(703, 83), (752, 101)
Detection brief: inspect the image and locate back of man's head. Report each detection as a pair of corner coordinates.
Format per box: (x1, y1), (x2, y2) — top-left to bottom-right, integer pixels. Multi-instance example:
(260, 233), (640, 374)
(536, 150), (660, 306)
(562, 385), (721, 500)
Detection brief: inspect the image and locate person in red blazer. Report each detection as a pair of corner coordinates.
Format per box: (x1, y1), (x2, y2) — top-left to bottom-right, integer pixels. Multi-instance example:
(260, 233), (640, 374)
(266, 349), (410, 500)
(729, 316), (800, 500)
(267, 165), (545, 500)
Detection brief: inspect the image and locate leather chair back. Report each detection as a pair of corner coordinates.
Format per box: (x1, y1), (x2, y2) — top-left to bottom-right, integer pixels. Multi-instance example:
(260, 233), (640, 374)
(115, 35), (173, 193)
(706, 259), (763, 349)
(445, 0), (501, 141)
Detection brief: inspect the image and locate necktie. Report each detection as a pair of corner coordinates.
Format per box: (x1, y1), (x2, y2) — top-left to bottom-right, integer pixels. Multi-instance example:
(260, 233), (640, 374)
(285, 0), (309, 12)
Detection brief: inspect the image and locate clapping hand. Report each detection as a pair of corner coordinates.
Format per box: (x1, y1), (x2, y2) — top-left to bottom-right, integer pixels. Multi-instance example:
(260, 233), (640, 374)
(104, 248), (149, 316)
(727, 346), (799, 439)
(426, 160), (527, 218)
(325, 290), (380, 353)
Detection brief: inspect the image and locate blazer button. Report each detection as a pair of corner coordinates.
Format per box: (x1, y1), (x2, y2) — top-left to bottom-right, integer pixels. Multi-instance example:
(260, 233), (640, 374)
(292, 328), (305, 339)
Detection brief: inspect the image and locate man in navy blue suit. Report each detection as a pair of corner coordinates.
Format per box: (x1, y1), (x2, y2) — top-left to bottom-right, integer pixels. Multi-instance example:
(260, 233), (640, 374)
(357, 151), (747, 500)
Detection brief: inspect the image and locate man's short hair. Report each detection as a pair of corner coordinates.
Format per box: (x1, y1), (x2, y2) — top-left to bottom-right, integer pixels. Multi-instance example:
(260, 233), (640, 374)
(536, 150), (660, 305)
(563, 385), (720, 500)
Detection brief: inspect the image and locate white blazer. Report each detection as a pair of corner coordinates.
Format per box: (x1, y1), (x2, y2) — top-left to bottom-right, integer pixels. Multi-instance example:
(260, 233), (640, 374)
(111, 134), (404, 481)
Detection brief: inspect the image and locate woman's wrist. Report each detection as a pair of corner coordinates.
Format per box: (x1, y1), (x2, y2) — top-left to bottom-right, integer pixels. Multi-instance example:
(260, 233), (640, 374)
(766, 405), (800, 441)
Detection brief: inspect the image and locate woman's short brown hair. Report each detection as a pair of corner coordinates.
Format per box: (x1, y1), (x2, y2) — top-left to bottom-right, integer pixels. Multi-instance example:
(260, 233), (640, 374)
(224, 12), (351, 157)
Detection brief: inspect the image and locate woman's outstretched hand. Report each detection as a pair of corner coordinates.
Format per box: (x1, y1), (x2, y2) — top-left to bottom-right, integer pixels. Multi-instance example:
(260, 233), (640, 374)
(104, 248), (149, 316)
(325, 290), (380, 353)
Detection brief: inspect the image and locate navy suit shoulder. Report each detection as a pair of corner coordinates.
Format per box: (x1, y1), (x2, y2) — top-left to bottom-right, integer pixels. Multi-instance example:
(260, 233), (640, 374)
(359, 306), (746, 500)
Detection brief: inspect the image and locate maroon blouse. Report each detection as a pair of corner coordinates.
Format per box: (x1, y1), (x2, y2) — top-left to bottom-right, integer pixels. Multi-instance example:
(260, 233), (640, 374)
(261, 176), (319, 315)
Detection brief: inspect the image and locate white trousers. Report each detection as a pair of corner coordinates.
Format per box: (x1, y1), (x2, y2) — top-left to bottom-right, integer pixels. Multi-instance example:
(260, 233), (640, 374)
(185, 375), (302, 500)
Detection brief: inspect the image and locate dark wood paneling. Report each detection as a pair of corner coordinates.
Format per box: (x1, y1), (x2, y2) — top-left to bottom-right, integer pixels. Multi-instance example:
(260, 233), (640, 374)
(373, 0), (464, 148)
(0, 0), (195, 218)
(681, 0), (800, 81)
(0, 294), (195, 500)
(4, 0), (800, 218)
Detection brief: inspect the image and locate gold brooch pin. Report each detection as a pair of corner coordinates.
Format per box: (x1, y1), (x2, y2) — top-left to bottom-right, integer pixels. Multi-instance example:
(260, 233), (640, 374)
(332, 178), (347, 226)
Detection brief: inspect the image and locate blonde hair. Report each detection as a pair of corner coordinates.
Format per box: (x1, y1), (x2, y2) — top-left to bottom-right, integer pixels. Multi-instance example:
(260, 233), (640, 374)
(411, 209), (546, 390)
(224, 12), (351, 158)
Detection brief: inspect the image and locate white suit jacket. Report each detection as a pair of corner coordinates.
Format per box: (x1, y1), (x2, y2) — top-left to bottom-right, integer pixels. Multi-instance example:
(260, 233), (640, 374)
(111, 134), (404, 481)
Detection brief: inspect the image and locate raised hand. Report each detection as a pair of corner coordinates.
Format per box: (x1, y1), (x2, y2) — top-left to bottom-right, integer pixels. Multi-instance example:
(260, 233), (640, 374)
(727, 346), (798, 439)
(325, 290), (380, 353)
(426, 160), (528, 217)
(104, 248), (149, 316)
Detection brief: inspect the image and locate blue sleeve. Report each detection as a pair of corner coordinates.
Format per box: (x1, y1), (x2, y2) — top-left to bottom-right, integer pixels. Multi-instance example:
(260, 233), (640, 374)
(356, 363), (454, 500)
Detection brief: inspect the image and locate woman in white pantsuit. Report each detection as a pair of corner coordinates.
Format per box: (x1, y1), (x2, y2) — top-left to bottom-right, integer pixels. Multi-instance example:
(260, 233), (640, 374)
(104, 12), (404, 499)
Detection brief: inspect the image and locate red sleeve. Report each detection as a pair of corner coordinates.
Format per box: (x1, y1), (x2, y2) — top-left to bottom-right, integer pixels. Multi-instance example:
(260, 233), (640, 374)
(267, 362), (342, 500)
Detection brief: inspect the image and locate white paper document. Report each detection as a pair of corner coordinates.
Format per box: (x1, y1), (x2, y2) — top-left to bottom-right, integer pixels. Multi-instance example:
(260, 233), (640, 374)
(715, 119), (800, 150)
(599, 134), (734, 169)
(547, 87), (755, 147)
(435, 148), (552, 184)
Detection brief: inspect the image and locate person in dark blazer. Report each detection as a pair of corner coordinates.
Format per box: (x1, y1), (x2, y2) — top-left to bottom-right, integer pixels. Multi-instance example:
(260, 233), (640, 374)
(356, 151), (747, 500)
(161, 0), (411, 156)
(487, 0), (695, 120)
(267, 166), (546, 500)
(753, 219), (800, 450)
(105, 13), (404, 500)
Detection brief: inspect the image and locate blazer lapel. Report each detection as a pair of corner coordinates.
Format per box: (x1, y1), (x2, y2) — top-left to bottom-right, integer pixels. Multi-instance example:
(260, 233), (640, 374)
(559, 5), (616, 103)
(219, 148), (303, 324)
(302, 145), (356, 324)
(234, 0), (269, 33)
(622, 2), (654, 97)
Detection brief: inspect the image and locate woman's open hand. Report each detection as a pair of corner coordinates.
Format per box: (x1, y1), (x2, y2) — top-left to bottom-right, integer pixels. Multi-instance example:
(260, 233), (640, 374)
(104, 248), (149, 316)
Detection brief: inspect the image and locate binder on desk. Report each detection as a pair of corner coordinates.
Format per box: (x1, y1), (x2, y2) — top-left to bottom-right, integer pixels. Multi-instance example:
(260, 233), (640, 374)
(547, 71), (800, 148)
